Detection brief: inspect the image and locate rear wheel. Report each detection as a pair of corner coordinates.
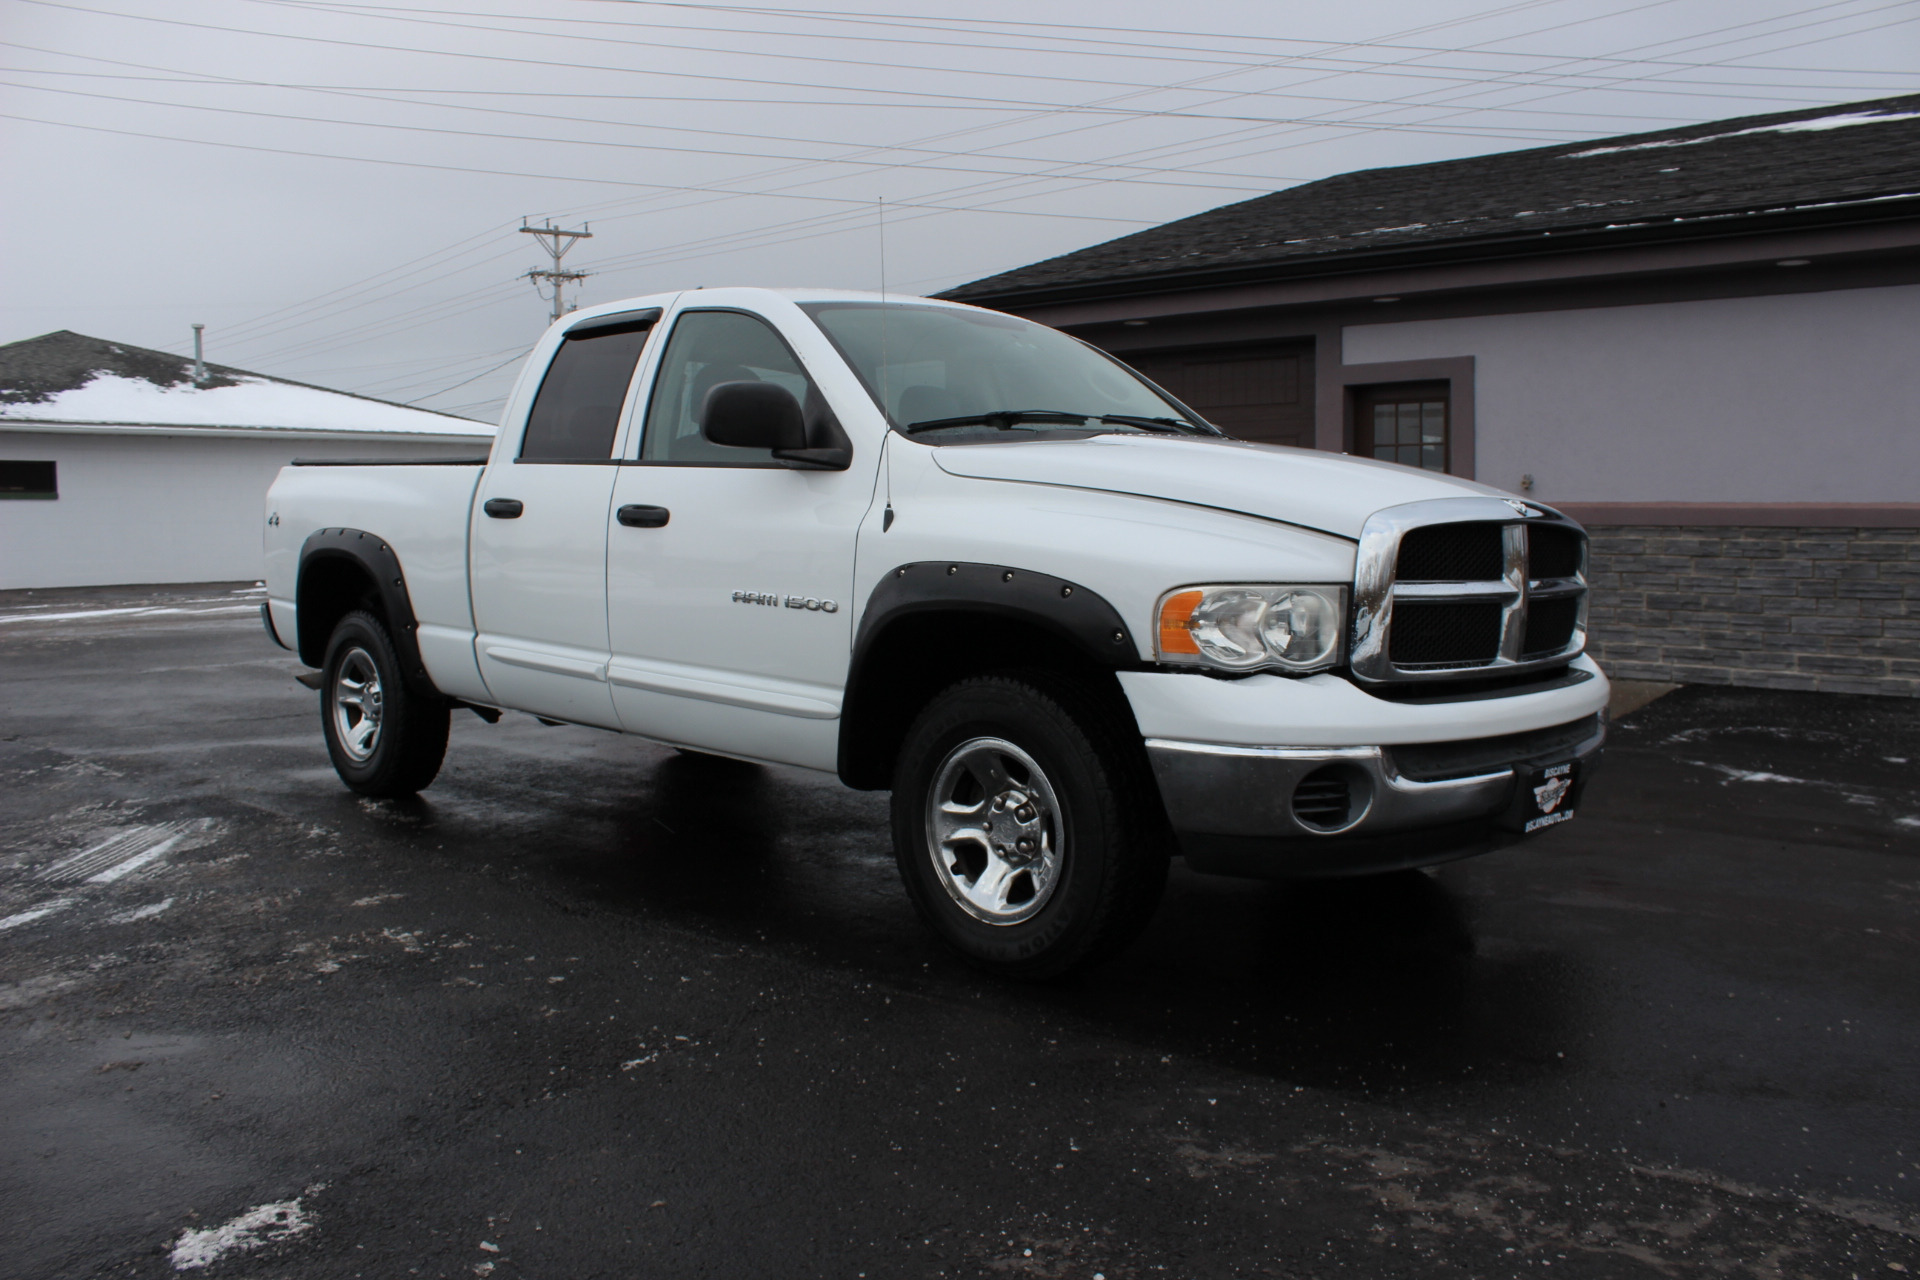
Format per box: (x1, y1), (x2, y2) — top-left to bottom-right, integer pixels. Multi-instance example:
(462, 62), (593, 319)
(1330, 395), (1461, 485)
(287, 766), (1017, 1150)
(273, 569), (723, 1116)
(320, 610), (449, 797)
(890, 674), (1169, 978)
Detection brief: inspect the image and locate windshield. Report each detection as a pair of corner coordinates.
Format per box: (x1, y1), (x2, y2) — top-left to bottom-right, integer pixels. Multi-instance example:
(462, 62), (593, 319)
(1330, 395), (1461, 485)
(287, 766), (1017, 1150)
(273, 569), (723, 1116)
(799, 301), (1214, 441)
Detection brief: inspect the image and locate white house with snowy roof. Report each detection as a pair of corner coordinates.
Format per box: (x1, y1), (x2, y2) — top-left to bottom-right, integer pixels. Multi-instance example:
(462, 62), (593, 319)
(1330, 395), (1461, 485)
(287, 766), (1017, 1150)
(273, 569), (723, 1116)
(0, 330), (496, 590)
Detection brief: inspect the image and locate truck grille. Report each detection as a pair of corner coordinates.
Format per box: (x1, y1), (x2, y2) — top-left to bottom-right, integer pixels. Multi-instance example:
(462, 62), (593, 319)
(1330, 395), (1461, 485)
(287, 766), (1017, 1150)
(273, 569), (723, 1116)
(1529, 526), (1583, 580)
(1352, 498), (1589, 685)
(1396, 522), (1504, 582)
(1390, 600), (1504, 666)
(1521, 595), (1581, 658)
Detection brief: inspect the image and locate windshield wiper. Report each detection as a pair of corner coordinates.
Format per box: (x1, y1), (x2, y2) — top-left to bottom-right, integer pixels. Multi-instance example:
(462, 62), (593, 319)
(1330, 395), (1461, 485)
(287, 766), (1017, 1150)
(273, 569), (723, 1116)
(903, 409), (1090, 435)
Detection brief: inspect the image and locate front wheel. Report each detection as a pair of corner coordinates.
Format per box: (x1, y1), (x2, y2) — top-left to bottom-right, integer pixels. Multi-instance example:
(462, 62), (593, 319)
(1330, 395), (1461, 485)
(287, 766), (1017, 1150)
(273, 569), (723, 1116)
(890, 674), (1169, 978)
(320, 610), (449, 797)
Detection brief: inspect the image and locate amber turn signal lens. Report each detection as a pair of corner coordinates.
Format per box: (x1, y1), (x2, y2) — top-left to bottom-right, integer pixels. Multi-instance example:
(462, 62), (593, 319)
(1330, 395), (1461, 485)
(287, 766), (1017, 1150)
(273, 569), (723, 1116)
(1158, 589), (1204, 656)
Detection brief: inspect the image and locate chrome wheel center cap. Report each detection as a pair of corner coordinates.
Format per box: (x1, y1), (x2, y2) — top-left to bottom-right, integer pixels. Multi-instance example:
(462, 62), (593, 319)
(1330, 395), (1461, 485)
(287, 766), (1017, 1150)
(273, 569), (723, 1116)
(987, 789), (1043, 865)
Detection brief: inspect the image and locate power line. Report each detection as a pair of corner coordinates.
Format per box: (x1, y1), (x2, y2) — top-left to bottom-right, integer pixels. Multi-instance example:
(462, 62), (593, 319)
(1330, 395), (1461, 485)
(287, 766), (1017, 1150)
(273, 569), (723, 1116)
(588, 0), (1920, 76)
(24, 0), (1901, 391)
(0, 77), (1346, 189)
(0, 109), (1171, 222)
(31, 0), (1880, 133)
(275, 0), (1920, 103)
(400, 349), (528, 404)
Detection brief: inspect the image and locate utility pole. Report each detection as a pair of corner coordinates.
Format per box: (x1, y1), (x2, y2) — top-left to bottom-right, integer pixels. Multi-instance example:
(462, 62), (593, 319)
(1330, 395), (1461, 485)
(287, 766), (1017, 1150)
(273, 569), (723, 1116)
(191, 323), (207, 384)
(520, 221), (592, 323)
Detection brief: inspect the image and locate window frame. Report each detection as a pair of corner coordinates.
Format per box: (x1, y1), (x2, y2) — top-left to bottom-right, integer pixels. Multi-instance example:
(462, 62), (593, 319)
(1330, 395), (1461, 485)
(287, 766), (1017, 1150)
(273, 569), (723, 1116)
(1353, 380), (1452, 474)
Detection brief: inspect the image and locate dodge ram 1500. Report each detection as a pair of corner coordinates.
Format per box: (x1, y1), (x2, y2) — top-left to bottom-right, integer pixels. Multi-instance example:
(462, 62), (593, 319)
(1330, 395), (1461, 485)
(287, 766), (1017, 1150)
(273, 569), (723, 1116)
(264, 288), (1608, 975)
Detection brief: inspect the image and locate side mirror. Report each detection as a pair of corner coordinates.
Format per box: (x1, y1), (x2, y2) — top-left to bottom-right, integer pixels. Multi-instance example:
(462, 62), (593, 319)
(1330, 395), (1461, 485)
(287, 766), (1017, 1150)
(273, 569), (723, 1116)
(700, 381), (807, 451)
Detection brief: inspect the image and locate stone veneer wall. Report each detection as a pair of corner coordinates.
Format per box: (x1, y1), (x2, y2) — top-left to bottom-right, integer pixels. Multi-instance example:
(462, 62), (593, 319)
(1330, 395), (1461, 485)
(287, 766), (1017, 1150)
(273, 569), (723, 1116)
(1584, 526), (1920, 697)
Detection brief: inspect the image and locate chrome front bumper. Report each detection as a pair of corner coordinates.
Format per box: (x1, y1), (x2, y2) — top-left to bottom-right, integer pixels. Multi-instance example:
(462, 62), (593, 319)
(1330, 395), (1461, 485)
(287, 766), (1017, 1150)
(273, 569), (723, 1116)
(1144, 714), (1605, 879)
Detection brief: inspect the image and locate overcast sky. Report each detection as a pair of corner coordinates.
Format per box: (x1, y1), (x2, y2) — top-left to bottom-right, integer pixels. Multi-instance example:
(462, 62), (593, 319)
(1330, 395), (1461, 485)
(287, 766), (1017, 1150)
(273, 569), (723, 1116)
(4, 0), (1916, 420)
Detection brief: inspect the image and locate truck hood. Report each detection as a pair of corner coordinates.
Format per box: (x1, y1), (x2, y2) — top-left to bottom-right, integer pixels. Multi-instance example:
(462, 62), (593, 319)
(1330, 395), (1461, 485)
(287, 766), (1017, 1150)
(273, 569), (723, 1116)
(930, 434), (1506, 540)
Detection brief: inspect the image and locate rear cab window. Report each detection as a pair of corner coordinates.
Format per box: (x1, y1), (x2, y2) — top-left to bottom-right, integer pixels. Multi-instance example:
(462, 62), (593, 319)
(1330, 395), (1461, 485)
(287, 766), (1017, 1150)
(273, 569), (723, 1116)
(519, 317), (657, 462)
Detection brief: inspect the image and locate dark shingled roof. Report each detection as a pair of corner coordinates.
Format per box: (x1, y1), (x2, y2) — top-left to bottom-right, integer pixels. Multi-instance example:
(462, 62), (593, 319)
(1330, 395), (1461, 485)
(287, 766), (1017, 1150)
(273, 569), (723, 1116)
(943, 93), (1920, 306)
(0, 328), (475, 420)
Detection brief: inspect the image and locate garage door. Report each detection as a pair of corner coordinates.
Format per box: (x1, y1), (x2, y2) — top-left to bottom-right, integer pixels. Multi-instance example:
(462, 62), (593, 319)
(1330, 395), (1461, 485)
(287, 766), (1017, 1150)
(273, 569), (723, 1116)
(1120, 341), (1315, 448)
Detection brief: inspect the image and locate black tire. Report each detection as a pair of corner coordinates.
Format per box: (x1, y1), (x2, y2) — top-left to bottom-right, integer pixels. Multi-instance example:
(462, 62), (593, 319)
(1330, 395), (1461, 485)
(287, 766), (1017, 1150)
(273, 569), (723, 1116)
(890, 673), (1170, 979)
(319, 610), (450, 797)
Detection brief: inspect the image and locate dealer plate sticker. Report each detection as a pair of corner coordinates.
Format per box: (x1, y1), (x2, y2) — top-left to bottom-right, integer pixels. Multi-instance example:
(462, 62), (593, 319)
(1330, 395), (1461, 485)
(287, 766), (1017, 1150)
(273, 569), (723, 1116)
(1522, 761), (1576, 832)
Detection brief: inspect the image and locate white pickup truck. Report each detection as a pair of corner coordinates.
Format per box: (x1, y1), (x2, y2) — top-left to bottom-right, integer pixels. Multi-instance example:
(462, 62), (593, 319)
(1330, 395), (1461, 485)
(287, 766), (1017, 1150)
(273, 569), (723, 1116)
(263, 287), (1608, 975)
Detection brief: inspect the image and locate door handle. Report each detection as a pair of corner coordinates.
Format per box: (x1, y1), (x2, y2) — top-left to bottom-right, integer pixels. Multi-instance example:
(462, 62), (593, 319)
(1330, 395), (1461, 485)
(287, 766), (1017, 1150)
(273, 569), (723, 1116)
(483, 498), (524, 519)
(617, 505), (670, 529)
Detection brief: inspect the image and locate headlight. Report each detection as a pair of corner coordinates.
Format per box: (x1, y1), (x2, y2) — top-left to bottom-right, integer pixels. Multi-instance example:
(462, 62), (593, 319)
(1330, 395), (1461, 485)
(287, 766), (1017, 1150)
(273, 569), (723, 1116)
(1156, 584), (1347, 674)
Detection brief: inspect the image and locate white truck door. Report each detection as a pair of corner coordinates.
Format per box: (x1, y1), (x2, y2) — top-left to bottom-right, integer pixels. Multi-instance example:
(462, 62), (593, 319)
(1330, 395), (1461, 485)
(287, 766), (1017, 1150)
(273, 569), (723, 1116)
(470, 313), (658, 728)
(604, 307), (873, 770)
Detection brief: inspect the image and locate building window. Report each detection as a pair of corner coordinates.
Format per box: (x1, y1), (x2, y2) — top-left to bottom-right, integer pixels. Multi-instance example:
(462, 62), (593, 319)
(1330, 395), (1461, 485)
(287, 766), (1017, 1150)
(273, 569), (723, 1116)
(0, 460), (57, 499)
(1356, 382), (1449, 472)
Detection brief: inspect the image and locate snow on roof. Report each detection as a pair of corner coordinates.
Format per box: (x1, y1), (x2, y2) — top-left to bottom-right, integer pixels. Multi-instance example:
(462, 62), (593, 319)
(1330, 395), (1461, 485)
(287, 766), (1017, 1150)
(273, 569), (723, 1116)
(0, 330), (493, 437)
(3, 371), (490, 435)
(1565, 107), (1920, 158)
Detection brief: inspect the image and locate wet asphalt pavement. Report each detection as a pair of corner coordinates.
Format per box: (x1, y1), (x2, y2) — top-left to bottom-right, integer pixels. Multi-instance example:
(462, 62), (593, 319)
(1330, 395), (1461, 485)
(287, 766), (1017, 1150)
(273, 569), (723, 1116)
(1, 584), (1917, 1280)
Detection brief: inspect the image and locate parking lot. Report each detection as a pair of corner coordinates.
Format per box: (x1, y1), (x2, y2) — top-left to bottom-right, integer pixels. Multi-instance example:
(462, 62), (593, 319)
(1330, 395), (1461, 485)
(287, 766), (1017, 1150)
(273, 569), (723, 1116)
(2, 583), (1916, 1279)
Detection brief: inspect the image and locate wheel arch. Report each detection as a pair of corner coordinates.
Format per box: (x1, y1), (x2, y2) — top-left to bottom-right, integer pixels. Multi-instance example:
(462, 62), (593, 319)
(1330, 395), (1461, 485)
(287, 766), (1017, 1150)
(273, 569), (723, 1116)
(296, 528), (440, 697)
(837, 561), (1147, 790)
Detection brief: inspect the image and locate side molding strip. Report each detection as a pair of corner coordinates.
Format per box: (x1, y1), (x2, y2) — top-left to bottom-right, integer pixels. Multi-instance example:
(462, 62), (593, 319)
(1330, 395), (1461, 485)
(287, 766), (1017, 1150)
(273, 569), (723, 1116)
(606, 658), (841, 719)
(481, 644), (609, 682)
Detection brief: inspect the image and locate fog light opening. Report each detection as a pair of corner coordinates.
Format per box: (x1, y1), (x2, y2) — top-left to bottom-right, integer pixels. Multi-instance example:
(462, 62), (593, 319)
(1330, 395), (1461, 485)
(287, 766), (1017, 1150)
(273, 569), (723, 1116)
(1291, 765), (1374, 834)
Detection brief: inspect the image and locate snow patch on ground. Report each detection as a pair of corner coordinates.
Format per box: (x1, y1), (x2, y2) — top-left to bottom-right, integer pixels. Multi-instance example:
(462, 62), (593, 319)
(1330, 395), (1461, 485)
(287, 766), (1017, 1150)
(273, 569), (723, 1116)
(0, 898), (77, 931)
(170, 1192), (320, 1270)
(110, 897), (175, 923)
(1687, 761), (1811, 786)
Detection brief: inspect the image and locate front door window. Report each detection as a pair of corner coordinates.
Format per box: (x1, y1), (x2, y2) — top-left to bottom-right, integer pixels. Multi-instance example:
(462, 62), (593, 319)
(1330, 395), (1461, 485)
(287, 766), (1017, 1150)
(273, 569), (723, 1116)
(640, 310), (814, 464)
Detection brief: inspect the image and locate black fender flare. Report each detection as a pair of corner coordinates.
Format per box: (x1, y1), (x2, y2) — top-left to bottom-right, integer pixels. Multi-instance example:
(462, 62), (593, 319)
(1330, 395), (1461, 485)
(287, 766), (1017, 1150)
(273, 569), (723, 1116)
(837, 560), (1144, 786)
(296, 528), (440, 698)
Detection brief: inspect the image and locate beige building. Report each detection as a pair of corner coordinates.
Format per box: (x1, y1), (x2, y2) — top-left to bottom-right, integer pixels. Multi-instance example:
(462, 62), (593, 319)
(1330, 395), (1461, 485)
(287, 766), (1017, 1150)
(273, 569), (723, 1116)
(945, 94), (1920, 696)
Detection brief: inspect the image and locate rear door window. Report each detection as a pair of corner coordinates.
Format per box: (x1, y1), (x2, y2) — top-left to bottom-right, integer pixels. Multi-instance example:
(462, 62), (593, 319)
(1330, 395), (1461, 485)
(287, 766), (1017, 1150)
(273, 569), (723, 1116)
(519, 319), (655, 462)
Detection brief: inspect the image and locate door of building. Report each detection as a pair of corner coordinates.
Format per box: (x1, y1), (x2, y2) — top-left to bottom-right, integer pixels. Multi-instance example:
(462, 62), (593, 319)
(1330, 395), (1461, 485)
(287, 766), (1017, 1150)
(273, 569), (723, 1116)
(1123, 340), (1315, 447)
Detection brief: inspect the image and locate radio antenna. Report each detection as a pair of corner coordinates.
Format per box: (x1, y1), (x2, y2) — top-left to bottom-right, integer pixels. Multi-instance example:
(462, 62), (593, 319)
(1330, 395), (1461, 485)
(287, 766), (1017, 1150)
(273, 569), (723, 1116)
(878, 196), (891, 423)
